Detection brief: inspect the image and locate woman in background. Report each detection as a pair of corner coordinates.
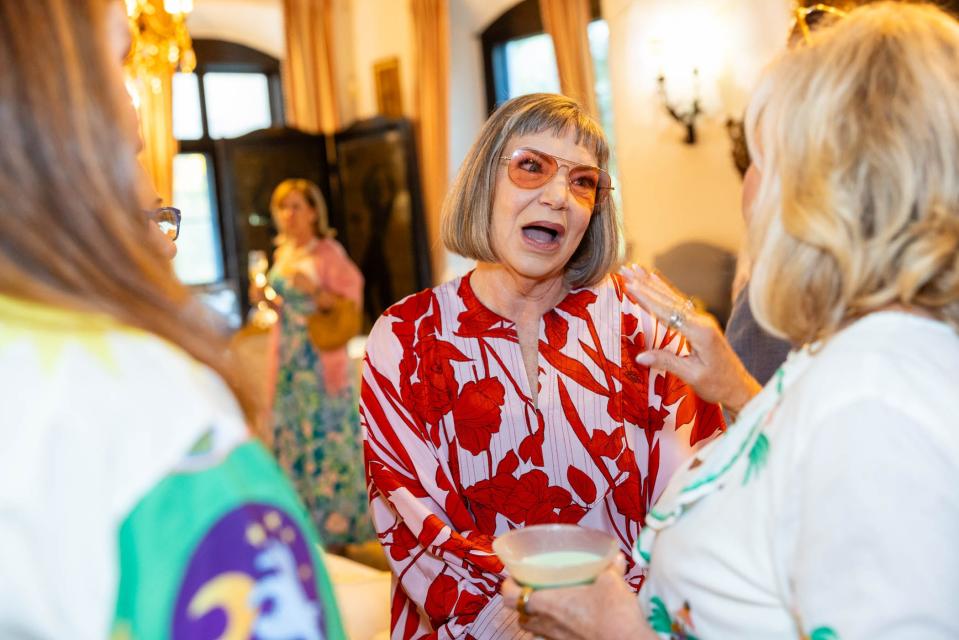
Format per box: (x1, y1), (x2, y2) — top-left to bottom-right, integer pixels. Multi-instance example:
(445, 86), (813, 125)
(0, 2), (344, 637)
(256, 178), (374, 548)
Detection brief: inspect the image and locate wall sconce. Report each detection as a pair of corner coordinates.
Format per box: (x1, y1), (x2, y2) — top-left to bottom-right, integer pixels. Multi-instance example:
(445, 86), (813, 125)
(656, 68), (702, 144)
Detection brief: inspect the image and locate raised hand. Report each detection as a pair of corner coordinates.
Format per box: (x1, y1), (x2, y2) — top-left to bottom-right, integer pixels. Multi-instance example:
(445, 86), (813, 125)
(620, 264), (761, 414)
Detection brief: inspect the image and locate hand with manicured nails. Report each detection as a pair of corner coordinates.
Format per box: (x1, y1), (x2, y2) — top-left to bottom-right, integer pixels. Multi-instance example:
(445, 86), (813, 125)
(620, 264), (762, 415)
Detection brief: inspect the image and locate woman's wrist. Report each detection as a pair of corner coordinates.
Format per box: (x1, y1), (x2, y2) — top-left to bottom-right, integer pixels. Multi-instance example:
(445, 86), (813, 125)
(724, 373), (762, 416)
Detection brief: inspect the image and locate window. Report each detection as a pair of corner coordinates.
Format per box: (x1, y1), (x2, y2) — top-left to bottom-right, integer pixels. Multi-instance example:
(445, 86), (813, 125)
(171, 153), (222, 284)
(482, 0), (617, 187)
(502, 33), (560, 97)
(171, 39), (283, 286)
(202, 72), (273, 139)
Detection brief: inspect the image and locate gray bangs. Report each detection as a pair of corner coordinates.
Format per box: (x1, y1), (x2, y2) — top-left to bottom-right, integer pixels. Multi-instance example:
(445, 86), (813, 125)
(500, 94), (609, 168)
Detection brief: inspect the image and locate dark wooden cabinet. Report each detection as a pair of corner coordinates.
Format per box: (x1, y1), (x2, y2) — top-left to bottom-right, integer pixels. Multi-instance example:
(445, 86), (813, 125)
(213, 117), (431, 329)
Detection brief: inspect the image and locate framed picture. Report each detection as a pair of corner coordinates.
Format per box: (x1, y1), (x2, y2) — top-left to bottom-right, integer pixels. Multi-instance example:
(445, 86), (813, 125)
(333, 116), (431, 329)
(373, 57), (403, 118)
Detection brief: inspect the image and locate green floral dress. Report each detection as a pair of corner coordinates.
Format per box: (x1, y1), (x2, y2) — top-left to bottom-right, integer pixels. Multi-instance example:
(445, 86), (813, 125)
(270, 272), (374, 547)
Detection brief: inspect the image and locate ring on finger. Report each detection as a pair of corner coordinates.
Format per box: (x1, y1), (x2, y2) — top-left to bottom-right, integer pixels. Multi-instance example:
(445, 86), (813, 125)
(668, 308), (686, 330)
(516, 585), (534, 619)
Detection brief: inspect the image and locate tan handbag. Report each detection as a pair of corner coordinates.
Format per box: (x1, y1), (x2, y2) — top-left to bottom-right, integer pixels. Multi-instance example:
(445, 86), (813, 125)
(307, 295), (362, 351)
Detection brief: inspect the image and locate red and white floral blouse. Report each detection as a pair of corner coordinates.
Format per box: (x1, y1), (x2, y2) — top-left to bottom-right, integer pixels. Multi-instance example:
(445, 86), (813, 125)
(360, 271), (724, 640)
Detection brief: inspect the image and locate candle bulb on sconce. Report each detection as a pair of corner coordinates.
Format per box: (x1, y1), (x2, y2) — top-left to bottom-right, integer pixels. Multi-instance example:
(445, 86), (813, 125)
(657, 68), (702, 145)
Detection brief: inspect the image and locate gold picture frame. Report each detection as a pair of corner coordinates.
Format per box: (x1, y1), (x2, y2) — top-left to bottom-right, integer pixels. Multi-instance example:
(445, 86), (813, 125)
(373, 57), (403, 118)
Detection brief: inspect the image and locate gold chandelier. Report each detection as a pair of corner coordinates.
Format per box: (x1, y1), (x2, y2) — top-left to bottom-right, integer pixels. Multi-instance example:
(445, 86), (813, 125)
(125, 0), (196, 92)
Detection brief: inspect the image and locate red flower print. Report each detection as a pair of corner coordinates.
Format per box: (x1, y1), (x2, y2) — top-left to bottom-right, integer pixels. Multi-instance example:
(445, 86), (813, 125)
(567, 466), (598, 503)
(387, 288), (434, 322)
(557, 289), (598, 320)
(558, 504), (588, 523)
(361, 274), (726, 639)
(606, 388), (623, 423)
(518, 426), (545, 466)
(463, 472), (518, 533)
(540, 341), (609, 396)
(456, 276), (516, 340)
(411, 336), (471, 427)
(497, 450), (519, 475)
(544, 310), (569, 349)
(513, 469), (573, 525)
(424, 574), (459, 625)
(611, 475), (645, 522)
(656, 371), (725, 445)
(587, 426), (625, 460)
(622, 369), (650, 428)
(688, 398), (725, 446)
(388, 523), (419, 561)
(622, 312), (639, 340)
(452, 378), (506, 455)
(463, 468), (574, 528)
(440, 530), (498, 566)
(451, 588), (487, 625)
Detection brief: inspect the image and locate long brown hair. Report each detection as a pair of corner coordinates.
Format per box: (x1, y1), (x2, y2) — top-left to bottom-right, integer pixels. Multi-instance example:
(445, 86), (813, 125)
(0, 0), (253, 418)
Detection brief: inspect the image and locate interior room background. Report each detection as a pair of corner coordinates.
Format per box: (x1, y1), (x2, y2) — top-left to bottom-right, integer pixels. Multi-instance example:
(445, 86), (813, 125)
(163, 0), (946, 325)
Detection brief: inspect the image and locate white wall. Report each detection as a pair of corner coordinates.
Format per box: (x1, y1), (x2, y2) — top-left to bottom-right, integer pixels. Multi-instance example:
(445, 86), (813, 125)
(448, 0), (519, 177)
(348, 0), (416, 120)
(602, 0), (792, 265)
(187, 0), (285, 60)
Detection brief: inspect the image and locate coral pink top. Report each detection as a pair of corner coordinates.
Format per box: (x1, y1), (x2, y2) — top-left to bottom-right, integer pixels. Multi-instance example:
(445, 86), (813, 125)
(360, 272), (725, 639)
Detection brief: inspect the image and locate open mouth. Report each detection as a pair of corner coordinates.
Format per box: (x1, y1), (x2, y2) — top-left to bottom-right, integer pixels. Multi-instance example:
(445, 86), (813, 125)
(521, 223), (564, 246)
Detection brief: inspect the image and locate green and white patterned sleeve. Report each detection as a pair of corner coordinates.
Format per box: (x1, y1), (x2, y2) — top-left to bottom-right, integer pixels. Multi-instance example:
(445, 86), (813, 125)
(111, 429), (346, 640)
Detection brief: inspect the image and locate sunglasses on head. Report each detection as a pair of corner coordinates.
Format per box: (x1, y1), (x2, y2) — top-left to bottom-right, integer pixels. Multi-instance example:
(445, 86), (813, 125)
(793, 3), (848, 44)
(500, 147), (613, 208)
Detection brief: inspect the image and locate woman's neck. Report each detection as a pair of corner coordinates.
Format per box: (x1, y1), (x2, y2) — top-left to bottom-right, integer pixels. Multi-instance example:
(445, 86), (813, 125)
(277, 234), (316, 253)
(470, 263), (569, 324)
(291, 234), (316, 249)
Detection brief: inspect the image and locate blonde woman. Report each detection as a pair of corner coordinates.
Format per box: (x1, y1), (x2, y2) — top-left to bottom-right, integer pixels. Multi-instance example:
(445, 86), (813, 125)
(0, 2), (344, 637)
(254, 178), (373, 548)
(504, 3), (959, 638)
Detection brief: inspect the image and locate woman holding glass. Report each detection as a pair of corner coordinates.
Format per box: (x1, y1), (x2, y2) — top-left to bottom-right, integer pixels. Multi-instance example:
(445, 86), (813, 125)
(360, 93), (725, 639)
(502, 4), (959, 638)
(252, 178), (374, 549)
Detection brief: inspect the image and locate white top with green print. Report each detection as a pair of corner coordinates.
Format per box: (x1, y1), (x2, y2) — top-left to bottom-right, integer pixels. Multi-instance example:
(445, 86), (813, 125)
(637, 312), (959, 639)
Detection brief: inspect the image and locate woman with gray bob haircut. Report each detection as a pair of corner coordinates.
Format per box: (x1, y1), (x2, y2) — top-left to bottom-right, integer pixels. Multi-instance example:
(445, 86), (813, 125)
(361, 93), (724, 639)
(504, 3), (959, 638)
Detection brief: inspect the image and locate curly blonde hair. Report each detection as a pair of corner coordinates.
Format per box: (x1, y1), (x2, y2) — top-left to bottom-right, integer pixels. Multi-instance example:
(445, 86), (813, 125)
(746, 1), (959, 345)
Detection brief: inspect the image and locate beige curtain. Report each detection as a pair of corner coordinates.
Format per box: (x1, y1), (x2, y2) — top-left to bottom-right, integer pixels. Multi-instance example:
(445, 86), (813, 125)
(134, 73), (176, 205)
(411, 0), (449, 281)
(282, 0), (340, 133)
(539, 0), (598, 117)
